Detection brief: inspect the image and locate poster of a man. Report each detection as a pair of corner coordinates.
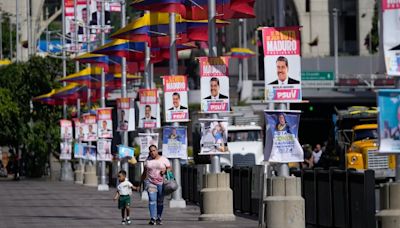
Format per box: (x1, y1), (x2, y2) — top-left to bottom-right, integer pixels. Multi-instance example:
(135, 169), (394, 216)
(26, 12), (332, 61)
(203, 77), (228, 99)
(118, 109), (128, 131)
(269, 56), (300, 85)
(60, 120), (73, 140)
(169, 93), (188, 110)
(199, 57), (230, 113)
(87, 124), (98, 141)
(262, 26), (302, 102)
(97, 139), (112, 161)
(139, 104), (159, 128)
(60, 142), (72, 160)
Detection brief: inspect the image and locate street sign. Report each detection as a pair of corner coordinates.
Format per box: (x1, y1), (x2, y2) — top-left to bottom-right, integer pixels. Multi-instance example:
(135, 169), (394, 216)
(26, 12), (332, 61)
(301, 71), (335, 88)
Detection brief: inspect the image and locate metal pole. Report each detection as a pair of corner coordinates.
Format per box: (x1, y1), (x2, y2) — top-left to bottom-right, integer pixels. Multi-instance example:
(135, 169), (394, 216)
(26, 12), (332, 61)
(243, 19), (248, 81)
(74, 0), (80, 71)
(274, 0), (289, 177)
(26, 0), (31, 57)
(238, 19), (243, 92)
(0, 11), (3, 59)
(120, 0), (129, 179)
(208, 0), (220, 173)
(169, 12), (186, 208)
(9, 19), (13, 59)
(16, 0), (20, 61)
(255, 29), (259, 81)
(98, 0), (108, 191)
(333, 8), (339, 84)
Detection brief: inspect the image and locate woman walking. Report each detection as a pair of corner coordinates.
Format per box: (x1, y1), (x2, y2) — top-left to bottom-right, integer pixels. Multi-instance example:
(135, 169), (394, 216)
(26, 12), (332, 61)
(141, 145), (171, 225)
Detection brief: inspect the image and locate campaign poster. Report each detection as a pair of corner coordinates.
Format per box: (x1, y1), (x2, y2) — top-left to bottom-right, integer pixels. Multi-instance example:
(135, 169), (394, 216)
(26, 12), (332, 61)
(138, 133), (159, 161)
(199, 57), (230, 113)
(163, 75), (189, 122)
(60, 141), (72, 160)
(83, 145), (97, 161)
(82, 113), (98, 141)
(162, 127), (188, 159)
(377, 89), (400, 152)
(97, 108), (113, 138)
(60, 119), (73, 140)
(117, 98), (135, 132)
(199, 119), (229, 155)
(138, 89), (160, 128)
(72, 118), (83, 141)
(74, 142), (86, 159)
(97, 139), (112, 161)
(118, 145), (134, 159)
(382, 0), (400, 76)
(264, 111), (303, 163)
(261, 26), (302, 102)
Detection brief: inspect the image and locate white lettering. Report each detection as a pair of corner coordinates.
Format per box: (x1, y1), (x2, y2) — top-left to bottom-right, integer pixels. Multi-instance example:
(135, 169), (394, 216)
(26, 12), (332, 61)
(266, 40), (297, 52)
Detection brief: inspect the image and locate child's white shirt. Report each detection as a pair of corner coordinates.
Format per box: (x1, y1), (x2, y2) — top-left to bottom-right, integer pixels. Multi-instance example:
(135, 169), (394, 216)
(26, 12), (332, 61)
(117, 180), (133, 195)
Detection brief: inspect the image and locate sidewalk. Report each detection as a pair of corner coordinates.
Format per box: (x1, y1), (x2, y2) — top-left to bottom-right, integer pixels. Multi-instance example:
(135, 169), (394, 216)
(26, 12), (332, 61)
(0, 179), (257, 227)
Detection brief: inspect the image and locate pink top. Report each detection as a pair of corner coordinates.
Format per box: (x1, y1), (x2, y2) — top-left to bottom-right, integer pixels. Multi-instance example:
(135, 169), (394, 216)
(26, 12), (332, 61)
(144, 156), (171, 185)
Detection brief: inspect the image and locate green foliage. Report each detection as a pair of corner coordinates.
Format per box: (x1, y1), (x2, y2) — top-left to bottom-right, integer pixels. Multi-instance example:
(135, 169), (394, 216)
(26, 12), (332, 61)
(1, 13), (17, 59)
(0, 56), (69, 177)
(364, 0), (379, 54)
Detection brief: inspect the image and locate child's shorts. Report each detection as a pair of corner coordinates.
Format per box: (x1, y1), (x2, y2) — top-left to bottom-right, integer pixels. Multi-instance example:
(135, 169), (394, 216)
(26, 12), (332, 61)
(118, 195), (131, 209)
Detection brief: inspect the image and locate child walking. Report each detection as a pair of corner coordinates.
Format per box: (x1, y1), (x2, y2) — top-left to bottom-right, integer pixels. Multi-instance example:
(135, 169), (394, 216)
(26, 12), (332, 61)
(114, 170), (138, 225)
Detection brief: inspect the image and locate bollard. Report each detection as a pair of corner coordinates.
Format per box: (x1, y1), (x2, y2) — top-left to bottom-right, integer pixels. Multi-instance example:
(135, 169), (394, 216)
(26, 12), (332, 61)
(83, 164), (98, 187)
(264, 176), (304, 228)
(199, 173), (236, 221)
(377, 183), (400, 227)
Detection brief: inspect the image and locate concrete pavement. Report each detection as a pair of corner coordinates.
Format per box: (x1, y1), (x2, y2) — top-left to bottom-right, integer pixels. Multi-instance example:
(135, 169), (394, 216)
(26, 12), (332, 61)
(0, 178), (257, 227)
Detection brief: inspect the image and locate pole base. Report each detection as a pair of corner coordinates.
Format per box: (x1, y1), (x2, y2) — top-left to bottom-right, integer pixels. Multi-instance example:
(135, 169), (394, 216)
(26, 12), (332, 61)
(97, 184), (109, 191)
(198, 214), (236, 222)
(75, 180), (83, 185)
(169, 198), (186, 208)
(60, 162), (74, 182)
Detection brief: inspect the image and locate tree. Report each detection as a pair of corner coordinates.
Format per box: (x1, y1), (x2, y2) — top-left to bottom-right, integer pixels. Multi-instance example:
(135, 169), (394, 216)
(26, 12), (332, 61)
(0, 56), (74, 177)
(364, 0), (379, 54)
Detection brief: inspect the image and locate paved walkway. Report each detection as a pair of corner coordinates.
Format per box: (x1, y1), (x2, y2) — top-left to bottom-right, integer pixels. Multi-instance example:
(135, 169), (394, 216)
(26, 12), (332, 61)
(0, 178), (257, 227)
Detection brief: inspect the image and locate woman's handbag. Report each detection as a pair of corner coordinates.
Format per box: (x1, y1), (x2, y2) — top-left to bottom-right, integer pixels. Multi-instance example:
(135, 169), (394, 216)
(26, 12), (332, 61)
(163, 170), (178, 195)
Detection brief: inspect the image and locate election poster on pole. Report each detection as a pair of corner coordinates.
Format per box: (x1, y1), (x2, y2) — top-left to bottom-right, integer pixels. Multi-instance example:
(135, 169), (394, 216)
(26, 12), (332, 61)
(72, 118), (84, 141)
(74, 142), (86, 159)
(97, 108), (113, 138)
(97, 139), (112, 161)
(117, 98), (135, 132)
(138, 133), (159, 161)
(163, 75), (189, 122)
(377, 89), (400, 153)
(60, 141), (72, 160)
(199, 57), (230, 113)
(82, 113), (98, 141)
(261, 26), (302, 102)
(382, 0), (400, 76)
(83, 145), (97, 161)
(138, 89), (160, 128)
(162, 126), (188, 159)
(264, 111), (303, 163)
(60, 119), (73, 140)
(199, 119), (229, 155)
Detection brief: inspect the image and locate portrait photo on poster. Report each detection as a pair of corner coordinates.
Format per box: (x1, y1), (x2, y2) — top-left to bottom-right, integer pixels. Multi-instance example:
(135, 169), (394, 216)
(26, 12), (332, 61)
(84, 123), (98, 141)
(264, 111), (303, 163)
(98, 119), (113, 138)
(83, 145), (97, 161)
(97, 139), (112, 161)
(199, 119), (229, 155)
(200, 76), (230, 112)
(60, 120), (73, 140)
(138, 104), (158, 128)
(138, 133), (159, 161)
(165, 91), (189, 122)
(162, 127), (188, 159)
(60, 142), (72, 160)
(117, 109), (129, 131)
(118, 145), (134, 159)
